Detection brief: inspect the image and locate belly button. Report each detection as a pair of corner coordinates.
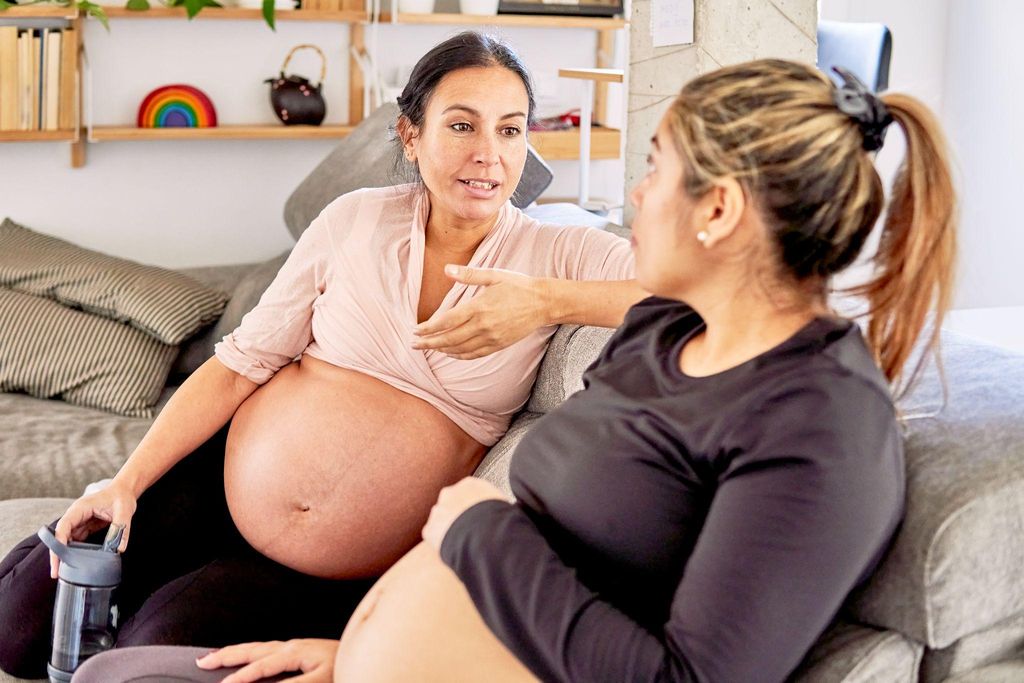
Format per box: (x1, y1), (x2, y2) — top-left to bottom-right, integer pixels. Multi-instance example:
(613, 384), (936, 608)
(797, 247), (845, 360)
(294, 503), (311, 513)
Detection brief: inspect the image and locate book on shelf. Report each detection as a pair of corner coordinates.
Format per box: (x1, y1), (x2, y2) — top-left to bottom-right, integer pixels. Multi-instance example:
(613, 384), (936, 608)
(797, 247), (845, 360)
(18, 30), (31, 130)
(0, 26), (75, 133)
(58, 27), (77, 131)
(0, 26), (17, 131)
(44, 29), (61, 130)
(29, 30), (40, 130)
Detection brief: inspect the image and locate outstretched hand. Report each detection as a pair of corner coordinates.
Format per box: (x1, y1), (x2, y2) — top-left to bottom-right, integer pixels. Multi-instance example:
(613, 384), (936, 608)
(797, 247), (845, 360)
(195, 639), (338, 683)
(412, 265), (550, 360)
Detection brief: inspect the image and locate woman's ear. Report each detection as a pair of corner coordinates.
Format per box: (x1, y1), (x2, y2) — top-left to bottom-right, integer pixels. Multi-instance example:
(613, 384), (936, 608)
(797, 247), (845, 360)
(699, 178), (746, 249)
(396, 116), (419, 162)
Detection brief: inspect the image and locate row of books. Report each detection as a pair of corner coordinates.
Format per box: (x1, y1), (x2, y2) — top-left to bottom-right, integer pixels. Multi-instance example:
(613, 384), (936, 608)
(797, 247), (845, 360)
(0, 26), (79, 133)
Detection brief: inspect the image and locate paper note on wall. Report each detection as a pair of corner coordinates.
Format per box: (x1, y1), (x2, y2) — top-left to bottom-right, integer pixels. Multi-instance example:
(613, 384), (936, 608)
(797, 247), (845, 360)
(652, 0), (694, 47)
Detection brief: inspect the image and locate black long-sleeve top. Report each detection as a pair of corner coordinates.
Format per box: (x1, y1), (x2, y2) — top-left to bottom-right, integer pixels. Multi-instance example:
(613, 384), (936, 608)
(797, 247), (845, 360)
(440, 297), (905, 683)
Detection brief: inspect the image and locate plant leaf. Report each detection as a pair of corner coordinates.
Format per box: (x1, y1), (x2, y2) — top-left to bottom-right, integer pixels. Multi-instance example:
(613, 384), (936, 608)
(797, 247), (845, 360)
(125, 0), (150, 10)
(0, 0), (16, 11)
(182, 0), (203, 18)
(262, 0), (275, 31)
(79, 0), (110, 29)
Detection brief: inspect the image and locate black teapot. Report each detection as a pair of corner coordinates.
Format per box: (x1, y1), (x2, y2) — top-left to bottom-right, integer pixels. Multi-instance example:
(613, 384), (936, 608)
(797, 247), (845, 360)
(265, 44), (327, 126)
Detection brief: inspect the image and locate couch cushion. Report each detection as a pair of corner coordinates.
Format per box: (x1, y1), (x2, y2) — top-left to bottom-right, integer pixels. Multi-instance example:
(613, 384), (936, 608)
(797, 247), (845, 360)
(0, 498), (75, 557)
(0, 218), (228, 345)
(848, 332), (1024, 648)
(0, 391), (163, 500)
(0, 290), (178, 419)
(943, 659), (1024, 683)
(473, 411), (543, 498)
(283, 102), (553, 241)
(527, 324), (615, 414)
(920, 613), (1024, 683)
(170, 256), (287, 381)
(790, 620), (922, 683)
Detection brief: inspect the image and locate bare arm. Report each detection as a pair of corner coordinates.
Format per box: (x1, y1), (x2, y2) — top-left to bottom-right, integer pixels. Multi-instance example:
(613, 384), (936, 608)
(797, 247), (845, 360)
(113, 356), (260, 498)
(541, 277), (647, 329)
(50, 357), (259, 573)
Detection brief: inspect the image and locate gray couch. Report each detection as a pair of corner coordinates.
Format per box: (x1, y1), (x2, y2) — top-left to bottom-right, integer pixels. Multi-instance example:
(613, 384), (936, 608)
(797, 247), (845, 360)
(3, 121), (1024, 681)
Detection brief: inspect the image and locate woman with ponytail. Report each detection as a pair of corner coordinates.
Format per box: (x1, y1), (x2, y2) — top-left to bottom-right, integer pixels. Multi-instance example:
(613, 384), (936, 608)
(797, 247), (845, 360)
(75, 59), (958, 683)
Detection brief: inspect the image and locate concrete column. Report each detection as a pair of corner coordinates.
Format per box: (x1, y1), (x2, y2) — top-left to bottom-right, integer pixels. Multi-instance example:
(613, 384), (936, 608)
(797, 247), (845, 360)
(624, 0), (818, 222)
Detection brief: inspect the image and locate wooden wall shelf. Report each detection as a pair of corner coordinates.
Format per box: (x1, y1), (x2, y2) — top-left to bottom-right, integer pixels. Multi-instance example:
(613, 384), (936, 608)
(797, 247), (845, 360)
(89, 124), (354, 140)
(0, 130), (78, 142)
(85, 124), (615, 160)
(530, 127), (620, 161)
(0, 5), (78, 19)
(96, 7), (367, 21)
(380, 12), (626, 29)
(83, 7), (626, 28)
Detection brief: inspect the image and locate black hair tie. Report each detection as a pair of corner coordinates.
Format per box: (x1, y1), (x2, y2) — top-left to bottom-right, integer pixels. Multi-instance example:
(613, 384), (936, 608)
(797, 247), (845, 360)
(831, 66), (894, 152)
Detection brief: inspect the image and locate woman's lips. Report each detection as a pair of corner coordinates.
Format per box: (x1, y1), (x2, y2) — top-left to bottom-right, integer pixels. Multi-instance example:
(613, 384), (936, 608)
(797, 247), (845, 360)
(459, 178), (500, 199)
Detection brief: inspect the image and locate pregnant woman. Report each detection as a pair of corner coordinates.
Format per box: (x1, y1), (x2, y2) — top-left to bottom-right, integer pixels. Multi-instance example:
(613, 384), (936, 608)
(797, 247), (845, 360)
(0, 31), (641, 680)
(120, 59), (954, 683)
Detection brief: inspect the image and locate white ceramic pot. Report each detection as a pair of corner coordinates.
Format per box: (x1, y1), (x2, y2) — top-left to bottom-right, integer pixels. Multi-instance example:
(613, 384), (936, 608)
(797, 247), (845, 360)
(399, 0), (436, 13)
(459, 0), (498, 15)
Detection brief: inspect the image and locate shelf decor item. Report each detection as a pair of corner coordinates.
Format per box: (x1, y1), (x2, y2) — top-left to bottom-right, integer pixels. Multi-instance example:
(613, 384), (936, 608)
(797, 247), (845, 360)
(265, 43), (327, 126)
(136, 84), (218, 128)
(397, 0), (434, 13)
(459, 0), (498, 15)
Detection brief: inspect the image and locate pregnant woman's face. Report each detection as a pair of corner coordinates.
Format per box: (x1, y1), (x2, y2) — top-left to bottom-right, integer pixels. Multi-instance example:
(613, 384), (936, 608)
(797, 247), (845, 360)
(409, 66), (529, 228)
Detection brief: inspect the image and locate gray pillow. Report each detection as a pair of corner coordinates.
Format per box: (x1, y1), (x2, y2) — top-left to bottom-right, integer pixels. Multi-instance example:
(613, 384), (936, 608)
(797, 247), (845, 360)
(0, 289), (177, 417)
(0, 218), (229, 345)
(283, 102), (554, 241)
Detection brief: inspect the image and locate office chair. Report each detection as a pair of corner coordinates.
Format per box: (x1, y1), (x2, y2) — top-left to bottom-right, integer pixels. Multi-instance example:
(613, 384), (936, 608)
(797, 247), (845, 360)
(817, 20), (893, 92)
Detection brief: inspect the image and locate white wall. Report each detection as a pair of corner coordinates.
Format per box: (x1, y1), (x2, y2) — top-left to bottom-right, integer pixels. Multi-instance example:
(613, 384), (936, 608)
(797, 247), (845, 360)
(821, 0), (1023, 309)
(0, 16), (625, 268)
(942, 0), (1024, 308)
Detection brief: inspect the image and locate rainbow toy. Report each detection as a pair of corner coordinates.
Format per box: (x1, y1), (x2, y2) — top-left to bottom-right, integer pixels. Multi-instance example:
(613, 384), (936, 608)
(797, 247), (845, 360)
(137, 84), (218, 128)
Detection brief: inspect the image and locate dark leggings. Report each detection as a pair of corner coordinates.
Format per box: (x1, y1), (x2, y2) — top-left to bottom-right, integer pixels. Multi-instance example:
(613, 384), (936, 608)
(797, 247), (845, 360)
(0, 425), (376, 680)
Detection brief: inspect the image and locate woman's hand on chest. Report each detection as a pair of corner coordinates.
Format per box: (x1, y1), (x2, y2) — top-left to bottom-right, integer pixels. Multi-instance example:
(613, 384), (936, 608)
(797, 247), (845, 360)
(413, 264), (552, 360)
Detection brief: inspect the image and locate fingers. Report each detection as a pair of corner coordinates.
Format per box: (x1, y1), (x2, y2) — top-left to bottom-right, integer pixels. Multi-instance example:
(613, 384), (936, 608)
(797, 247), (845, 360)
(444, 264), (507, 287)
(413, 306), (474, 339)
(413, 320), (480, 352)
(196, 642), (281, 670)
(220, 655), (294, 683)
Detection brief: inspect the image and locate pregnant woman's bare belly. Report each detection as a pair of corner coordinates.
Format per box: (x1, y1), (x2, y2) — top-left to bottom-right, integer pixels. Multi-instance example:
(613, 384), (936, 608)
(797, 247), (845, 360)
(224, 355), (486, 579)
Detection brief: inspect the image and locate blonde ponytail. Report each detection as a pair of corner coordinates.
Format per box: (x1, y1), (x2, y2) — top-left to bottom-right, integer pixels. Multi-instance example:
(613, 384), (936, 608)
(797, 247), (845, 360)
(844, 94), (958, 397)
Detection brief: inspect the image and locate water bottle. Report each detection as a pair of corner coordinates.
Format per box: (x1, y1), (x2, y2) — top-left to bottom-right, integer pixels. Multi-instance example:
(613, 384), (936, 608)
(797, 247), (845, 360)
(37, 524), (123, 683)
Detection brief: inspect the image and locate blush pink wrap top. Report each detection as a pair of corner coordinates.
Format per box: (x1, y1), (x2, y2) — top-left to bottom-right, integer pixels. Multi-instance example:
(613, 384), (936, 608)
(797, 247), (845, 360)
(215, 184), (634, 446)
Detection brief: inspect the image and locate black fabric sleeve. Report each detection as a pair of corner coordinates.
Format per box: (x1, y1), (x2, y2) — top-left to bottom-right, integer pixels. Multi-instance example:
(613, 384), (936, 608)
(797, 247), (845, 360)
(440, 379), (902, 683)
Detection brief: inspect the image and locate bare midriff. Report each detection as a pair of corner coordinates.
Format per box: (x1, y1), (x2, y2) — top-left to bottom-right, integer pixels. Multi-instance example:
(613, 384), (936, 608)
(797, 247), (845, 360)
(224, 355), (487, 579)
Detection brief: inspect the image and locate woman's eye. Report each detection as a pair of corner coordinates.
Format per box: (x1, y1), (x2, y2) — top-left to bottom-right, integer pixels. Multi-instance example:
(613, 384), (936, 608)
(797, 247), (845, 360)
(501, 126), (522, 137)
(451, 122), (472, 133)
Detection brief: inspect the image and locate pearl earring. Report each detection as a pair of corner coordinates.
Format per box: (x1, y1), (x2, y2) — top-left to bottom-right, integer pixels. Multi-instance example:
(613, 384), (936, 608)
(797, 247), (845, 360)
(697, 230), (709, 244)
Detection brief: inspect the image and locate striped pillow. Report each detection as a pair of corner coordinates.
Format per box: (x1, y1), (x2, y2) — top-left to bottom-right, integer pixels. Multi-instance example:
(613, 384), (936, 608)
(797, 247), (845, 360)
(0, 289), (176, 417)
(0, 218), (228, 345)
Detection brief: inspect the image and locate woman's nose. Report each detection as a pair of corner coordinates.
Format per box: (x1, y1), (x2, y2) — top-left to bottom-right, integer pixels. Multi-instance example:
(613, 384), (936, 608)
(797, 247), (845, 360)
(472, 135), (500, 166)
